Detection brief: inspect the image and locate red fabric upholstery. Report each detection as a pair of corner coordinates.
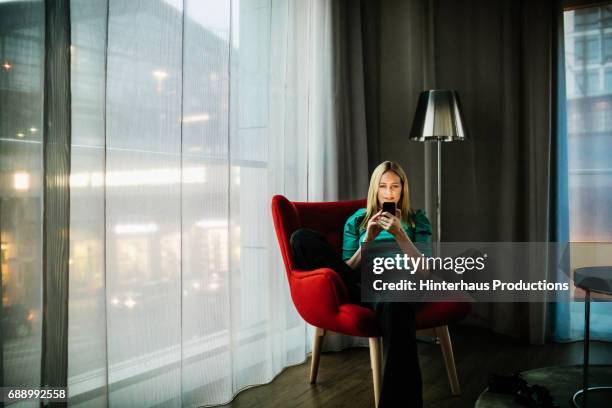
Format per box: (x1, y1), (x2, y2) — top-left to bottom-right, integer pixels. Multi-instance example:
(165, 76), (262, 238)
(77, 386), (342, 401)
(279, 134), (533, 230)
(271, 194), (471, 338)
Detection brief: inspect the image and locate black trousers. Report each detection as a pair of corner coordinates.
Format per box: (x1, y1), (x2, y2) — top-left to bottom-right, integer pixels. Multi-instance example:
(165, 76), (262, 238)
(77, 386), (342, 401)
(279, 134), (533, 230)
(290, 228), (423, 408)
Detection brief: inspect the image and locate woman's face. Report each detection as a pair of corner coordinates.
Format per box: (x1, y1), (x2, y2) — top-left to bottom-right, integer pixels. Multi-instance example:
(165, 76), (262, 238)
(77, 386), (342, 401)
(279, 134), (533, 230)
(377, 170), (402, 208)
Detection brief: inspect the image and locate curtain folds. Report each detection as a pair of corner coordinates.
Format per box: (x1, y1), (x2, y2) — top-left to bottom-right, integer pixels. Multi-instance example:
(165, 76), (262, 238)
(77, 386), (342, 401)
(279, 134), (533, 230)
(1, 0), (341, 406)
(331, 0), (370, 201)
(68, 0), (343, 405)
(377, 0), (437, 213)
(306, 0), (381, 352)
(433, 0), (560, 344)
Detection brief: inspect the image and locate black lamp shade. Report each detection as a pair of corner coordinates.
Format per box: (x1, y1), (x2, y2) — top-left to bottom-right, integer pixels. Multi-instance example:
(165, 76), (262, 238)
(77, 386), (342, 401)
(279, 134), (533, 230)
(409, 90), (466, 142)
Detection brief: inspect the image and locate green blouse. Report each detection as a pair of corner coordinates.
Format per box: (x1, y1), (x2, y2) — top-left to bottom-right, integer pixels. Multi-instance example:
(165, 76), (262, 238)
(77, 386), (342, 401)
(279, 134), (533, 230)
(342, 208), (433, 261)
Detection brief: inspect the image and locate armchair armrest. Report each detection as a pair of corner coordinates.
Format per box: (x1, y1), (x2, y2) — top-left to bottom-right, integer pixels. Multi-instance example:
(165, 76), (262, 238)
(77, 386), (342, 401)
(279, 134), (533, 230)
(289, 267), (350, 328)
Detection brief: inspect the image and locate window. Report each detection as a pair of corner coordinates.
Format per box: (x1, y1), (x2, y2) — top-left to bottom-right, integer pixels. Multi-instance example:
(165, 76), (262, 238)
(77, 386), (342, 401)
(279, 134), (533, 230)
(564, 7), (612, 241)
(603, 34), (612, 62)
(574, 39), (584, 64)
(575, 8), (600, 30)
(603, 5), (612, 23)
(558, 6), (612, 344)
(587, 37), (601, 63)
(592, 105), (606, 132)
(605, 105), (612, 131)
(568, 111), (583, 133)
(573, 37), (601, 65)
(586, 69), (601, 94)
(605, 69), (612, 92)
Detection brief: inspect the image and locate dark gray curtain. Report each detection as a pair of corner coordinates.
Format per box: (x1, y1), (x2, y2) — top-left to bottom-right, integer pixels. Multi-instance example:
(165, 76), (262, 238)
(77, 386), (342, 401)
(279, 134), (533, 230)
(42, 0), (71, 387)
(377, 0), (437, 213)
(333, 0), (438, 209)
(336, 0), (562, 344)
(432, 0), (561, 344)
(332, 0), (383, 200)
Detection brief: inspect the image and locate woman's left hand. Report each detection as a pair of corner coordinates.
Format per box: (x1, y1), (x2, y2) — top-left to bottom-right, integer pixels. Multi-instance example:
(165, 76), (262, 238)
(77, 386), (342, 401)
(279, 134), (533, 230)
(378, 209), (406, 239)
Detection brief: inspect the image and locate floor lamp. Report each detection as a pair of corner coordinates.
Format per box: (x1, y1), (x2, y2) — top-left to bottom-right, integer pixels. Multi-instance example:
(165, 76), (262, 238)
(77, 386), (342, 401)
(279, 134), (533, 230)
(409, 90), (467, 244)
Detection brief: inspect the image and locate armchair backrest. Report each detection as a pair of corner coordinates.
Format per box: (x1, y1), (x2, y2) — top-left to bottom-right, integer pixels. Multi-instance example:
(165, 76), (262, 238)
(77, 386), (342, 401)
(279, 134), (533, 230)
(271, 195), (366, 275)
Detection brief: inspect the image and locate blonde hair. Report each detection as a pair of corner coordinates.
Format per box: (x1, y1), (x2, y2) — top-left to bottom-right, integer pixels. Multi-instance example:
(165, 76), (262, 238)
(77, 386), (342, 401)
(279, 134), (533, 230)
(359, 161), (414, 230)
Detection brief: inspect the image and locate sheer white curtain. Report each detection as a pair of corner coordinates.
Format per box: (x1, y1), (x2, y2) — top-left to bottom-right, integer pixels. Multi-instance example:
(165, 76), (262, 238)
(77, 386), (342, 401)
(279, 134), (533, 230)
(67, 0), (340, 406)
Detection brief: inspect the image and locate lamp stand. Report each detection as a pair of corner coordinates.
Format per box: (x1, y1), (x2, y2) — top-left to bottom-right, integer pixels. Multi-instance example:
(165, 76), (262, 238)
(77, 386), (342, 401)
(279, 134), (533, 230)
(437, 140), (442, 245)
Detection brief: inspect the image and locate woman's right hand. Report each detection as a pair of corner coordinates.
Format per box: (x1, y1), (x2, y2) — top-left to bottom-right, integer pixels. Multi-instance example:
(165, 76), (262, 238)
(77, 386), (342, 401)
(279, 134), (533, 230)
(364, 210), (383, 242)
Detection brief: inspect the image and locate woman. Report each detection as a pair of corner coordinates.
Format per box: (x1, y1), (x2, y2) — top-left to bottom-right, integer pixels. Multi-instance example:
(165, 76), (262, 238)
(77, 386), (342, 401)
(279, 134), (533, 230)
(290, 161), (432, 408)
(342, 160), (432, 270)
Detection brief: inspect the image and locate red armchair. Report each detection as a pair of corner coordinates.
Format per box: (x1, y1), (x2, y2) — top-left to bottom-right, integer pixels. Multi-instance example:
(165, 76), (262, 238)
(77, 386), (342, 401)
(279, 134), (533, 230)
(271, 195), (470, 407)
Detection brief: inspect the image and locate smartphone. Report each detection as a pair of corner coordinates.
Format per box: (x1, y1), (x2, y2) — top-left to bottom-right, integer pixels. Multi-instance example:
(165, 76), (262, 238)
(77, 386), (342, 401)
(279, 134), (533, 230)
(382, 201), (396, 215)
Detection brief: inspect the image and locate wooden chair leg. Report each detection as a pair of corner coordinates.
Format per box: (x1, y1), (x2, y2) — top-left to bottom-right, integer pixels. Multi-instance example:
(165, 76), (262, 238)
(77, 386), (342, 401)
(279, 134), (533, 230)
(309, 327), (326, 384)
(369, 337), (382, 408)
(435, 325), (461, 396)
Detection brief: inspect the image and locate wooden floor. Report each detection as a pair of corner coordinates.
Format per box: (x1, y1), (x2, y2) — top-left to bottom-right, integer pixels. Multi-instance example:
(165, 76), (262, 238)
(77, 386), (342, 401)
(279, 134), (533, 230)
(221, 325), (612, 408)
